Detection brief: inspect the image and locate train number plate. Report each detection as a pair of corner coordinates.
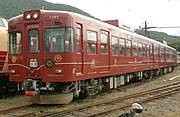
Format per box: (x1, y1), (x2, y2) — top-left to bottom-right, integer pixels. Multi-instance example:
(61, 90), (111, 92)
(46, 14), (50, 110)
(30, 58), (38, 67)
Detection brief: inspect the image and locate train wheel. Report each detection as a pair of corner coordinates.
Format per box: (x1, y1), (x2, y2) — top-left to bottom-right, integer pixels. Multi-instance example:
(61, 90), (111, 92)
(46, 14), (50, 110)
(147, 70), (153, 79)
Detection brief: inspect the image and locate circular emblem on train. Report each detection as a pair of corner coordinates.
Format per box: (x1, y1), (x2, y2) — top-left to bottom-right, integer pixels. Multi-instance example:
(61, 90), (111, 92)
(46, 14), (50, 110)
(54, 54), (62, 62)
(91, 59), (95, 69)
(12, 56), (17, 63)
(45, 58), (55, 68)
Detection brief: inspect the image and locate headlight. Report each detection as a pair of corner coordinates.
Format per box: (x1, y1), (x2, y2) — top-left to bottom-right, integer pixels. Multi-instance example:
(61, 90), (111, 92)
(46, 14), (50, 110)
(33, 13), (38, 19)
(26, 14), (31, 20)
(55, 69), (62, 74)
(10, 69), (16, 74)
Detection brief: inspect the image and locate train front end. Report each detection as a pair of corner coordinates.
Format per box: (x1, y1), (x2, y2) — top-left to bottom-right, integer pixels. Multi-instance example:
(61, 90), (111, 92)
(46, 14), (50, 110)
(8, 10), (77, 104)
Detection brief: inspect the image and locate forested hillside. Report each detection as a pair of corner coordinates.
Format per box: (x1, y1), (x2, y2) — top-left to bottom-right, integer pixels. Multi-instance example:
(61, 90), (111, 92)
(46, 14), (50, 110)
(0, 0), (93, 19)
(136, 29), (180, 51)
(0, 0), (180, 51)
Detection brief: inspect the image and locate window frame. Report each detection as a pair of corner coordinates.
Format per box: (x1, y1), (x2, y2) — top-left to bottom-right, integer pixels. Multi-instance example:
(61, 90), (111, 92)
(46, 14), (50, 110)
(126, 40), (132, 56)
(119, 38), (125, 56)
(111, 36), (119, 55)
(28, 29), (39, 54)
(100, 30), (108, 54)
(87, 30), (98, 54)
(138, 43), (143, 57)
(76, 27), (81, 53)
(9, 31), (22, 55)
(44, 27), (74, 53)
(133, 42), (138, 56)
(0, 19), (5, 27)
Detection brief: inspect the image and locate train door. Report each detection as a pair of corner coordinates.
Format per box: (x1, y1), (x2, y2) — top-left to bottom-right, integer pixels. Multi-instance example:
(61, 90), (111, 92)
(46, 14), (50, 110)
(25, 24), (42, 78)
(76, 23), (83, 74)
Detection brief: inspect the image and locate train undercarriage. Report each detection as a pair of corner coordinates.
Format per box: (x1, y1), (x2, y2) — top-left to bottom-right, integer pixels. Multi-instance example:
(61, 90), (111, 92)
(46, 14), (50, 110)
(0, 76), (17, 97)
(23, 66), (175, 104)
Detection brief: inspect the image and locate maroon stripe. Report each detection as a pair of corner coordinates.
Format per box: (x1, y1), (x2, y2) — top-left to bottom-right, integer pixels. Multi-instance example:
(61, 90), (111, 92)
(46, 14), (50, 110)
(0, 51), (7, 71)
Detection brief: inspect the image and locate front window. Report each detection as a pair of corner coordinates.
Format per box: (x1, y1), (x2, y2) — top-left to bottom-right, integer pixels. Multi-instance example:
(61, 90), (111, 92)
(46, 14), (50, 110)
(45, 28), (74, 52)
(9, 32), (22, 54)
(29, 30), (39, 53)
(0, 19), (5, 27)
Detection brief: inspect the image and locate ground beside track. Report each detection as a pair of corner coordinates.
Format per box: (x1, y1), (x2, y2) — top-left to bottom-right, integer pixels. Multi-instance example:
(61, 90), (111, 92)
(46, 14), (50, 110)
(0, 66), (179, 117)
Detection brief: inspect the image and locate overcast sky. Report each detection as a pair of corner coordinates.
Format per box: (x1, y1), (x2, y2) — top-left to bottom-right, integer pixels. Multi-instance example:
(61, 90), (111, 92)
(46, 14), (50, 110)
(45, 0), (180, 36)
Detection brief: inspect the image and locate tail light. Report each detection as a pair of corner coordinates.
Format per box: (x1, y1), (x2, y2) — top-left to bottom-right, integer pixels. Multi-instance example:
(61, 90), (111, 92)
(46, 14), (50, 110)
(25, 91), (35, 96)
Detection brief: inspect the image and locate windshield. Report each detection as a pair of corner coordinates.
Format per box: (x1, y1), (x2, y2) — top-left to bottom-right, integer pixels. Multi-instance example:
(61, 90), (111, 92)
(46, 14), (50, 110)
(0, 19), (5, 27)
(44, 28), (74, 52)
(9, 32), (22, 54)
(29, 30), (39, 53)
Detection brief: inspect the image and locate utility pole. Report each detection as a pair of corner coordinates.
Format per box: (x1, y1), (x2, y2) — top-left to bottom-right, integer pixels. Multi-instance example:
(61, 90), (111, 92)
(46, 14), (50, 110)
(143, 21), (180, 36)
(144, 21), (148, 37)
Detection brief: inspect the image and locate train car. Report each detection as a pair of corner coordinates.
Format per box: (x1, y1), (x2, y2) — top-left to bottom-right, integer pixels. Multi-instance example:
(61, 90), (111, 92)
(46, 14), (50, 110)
(177, 52), (180, 65)
(0, 18), (9, 95)
(8, 10), (177, 104)
(0, 18), (17, 97)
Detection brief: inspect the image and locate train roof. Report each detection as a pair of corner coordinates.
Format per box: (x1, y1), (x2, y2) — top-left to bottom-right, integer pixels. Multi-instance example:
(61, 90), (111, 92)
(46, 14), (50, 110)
(55, 10), (175, 51)
(9, 10), (176, 51)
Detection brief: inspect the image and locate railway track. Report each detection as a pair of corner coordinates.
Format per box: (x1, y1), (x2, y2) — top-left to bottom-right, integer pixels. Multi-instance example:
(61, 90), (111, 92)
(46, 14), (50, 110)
(40, 80), (180, 117)
(0, 104), (33, 115)
(1, 78), (179, 117)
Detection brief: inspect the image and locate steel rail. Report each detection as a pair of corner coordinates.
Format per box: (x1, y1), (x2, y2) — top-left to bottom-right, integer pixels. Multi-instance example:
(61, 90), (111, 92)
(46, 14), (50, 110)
(0, 104), (33, 114)
(41, 81), (180, 117)
(86, 87), (180, 117)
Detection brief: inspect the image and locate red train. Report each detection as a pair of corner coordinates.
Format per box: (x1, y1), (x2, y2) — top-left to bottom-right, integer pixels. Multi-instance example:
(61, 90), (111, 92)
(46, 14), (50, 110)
(8, 10), (177, 104)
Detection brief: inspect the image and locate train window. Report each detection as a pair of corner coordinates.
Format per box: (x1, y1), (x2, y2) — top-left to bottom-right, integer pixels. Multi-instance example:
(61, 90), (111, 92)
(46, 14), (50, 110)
(147, 45), (150, 57)
(119, 39), (125, 55)
(0, 19), (5, 27)
(154, 46), (158, 57)
(133, 42), (138, 56)
(143, 44), (147, 57)
(150, 44), (153, 57)
(160, 47), (165, 62)
(77, 28), (81, 53)
(111, 36), (118, 55)
(44, 28), (74, 53)
(166, 49), (171, 58)
(100, 31), (108, 54)
(29, 30), (39, 53)
(65, 28), (74, 52)
(138, 43), (143, 57)
(0, 19), (3, 27)
(126, 40), (132, 56)
(87, 30), (97, 54)
(9, 32), (22, 54)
